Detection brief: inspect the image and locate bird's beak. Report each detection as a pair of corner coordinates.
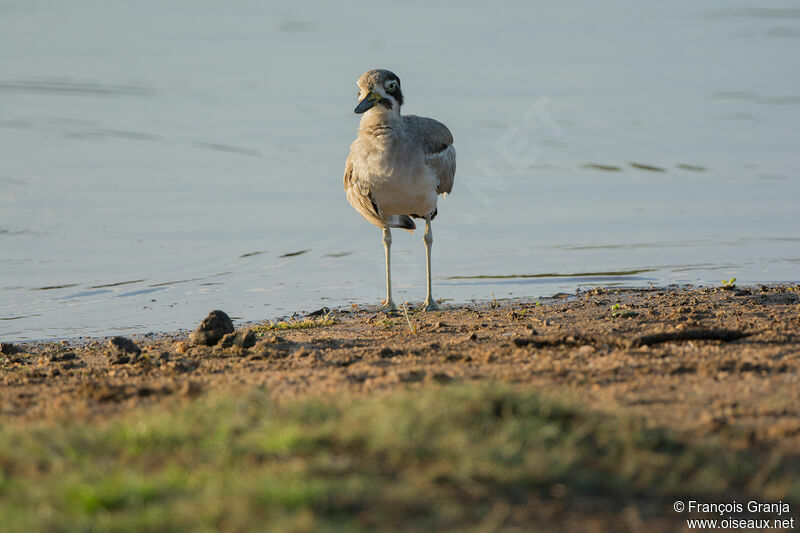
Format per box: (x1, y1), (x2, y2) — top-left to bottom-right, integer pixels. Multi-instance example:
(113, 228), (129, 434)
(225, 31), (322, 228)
(354, 91), (381, 114)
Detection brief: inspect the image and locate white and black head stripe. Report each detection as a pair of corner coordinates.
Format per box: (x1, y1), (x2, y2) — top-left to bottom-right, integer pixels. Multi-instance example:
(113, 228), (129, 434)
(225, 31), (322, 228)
(356, 68), (404, 108)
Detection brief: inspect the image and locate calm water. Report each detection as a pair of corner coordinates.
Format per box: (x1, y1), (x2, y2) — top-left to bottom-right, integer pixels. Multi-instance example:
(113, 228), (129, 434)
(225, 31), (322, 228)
(2, 1), (799, 340)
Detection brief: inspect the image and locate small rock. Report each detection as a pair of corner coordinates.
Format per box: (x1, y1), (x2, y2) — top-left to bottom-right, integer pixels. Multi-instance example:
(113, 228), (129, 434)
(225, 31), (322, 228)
(48, 351), (78, 362)
(107, 336), (141, 364)
(467, 332), (478, 341)
(174, 341), (189, 354)
(190, 310), (234, 346)
(218, 329), (257, 349)
(0, 342), (20, 356)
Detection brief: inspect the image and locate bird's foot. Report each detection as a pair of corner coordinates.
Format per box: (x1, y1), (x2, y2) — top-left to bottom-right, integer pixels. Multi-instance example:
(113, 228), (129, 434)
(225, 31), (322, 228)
(382, 299), (397, 312)
(423, 299), (440, 311)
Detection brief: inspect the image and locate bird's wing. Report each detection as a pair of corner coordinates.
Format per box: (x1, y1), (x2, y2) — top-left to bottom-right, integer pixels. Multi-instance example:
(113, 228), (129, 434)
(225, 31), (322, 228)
(344, 153), (385, 228)
(343, 153), (417, 231)
(404, 115), (456, 195)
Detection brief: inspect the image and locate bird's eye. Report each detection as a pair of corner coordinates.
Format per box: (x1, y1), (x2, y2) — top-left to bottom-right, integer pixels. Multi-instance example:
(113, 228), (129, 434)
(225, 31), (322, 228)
(384, 80), (397, 92)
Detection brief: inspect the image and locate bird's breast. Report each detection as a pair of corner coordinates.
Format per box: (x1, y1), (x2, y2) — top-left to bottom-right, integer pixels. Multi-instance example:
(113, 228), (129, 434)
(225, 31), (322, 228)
(349, 136), (438, 217)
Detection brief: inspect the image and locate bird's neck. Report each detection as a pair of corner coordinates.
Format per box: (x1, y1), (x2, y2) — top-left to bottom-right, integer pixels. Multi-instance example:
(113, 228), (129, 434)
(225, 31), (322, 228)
(359, 107), (402, 136)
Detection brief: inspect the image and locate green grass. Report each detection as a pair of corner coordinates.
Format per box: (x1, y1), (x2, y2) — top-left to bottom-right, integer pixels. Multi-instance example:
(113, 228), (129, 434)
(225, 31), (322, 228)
(0, 385), (797, 532)
(253, 314), (336, 332)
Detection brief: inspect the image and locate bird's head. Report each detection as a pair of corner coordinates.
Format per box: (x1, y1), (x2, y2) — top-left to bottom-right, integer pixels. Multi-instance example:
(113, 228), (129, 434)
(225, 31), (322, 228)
(354, 69), (403, 115)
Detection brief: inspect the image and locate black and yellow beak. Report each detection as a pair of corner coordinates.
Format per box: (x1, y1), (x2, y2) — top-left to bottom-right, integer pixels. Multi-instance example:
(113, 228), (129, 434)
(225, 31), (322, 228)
(354, 91), (382, 114)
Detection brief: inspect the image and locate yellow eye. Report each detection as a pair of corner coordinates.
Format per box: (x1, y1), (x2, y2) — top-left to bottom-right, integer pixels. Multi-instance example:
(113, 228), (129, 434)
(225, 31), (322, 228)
(384, 80), (397, 92)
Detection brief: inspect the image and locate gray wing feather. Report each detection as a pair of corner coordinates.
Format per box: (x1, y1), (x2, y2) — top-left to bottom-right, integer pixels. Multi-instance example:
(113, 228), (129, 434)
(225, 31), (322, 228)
(428, 145), (456, 195)
(343, 154), (385, 228)
(403, 115), (456, 195)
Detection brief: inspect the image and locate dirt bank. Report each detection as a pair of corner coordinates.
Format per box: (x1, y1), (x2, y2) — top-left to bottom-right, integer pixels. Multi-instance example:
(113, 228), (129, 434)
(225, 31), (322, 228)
(2, 284), (799, 450)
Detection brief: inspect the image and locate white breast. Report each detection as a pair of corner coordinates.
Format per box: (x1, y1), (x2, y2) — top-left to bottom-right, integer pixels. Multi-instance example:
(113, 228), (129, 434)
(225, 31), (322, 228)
(350, 134), (439, 218)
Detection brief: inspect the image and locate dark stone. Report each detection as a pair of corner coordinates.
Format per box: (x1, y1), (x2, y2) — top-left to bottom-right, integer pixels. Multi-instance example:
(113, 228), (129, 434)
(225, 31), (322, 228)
(107, 336), (141, 364)
(0, 342), (20, 356)
(190, 310), (234, 346)
(49, 351), (78, 362)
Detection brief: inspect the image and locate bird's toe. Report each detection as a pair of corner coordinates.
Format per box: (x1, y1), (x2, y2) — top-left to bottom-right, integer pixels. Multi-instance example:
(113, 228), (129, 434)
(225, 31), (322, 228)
(423, 300), (440, 312)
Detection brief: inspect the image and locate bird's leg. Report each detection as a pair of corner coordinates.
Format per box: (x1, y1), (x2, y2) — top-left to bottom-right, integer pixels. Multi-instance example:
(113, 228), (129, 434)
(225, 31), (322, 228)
(382, 227), (397, 311)
(423, 217), (439, 311)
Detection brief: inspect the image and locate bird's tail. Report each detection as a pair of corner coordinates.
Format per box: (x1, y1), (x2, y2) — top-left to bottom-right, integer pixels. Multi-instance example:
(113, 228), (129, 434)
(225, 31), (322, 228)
(387, 215), (416, 232)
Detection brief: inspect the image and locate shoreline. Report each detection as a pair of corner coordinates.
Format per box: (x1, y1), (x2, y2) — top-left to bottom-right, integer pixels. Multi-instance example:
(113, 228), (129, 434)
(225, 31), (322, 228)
(5, 279), (796, 345)
(0, 282), (757, 346)
(3, 283), (799, 429)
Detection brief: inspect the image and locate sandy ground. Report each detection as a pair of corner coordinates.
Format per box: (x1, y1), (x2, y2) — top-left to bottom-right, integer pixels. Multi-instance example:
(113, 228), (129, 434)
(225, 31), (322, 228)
(2, 284), (799, 453)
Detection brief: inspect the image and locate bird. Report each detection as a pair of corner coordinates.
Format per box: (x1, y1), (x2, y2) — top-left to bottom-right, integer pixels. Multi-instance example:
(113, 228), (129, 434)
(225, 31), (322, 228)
(343, 69), (456, 311)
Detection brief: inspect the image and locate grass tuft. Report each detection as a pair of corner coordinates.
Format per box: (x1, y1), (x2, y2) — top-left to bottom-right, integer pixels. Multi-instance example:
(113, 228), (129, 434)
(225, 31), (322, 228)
(401, 303), (418, 334)
(253, 311), (336, 332)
